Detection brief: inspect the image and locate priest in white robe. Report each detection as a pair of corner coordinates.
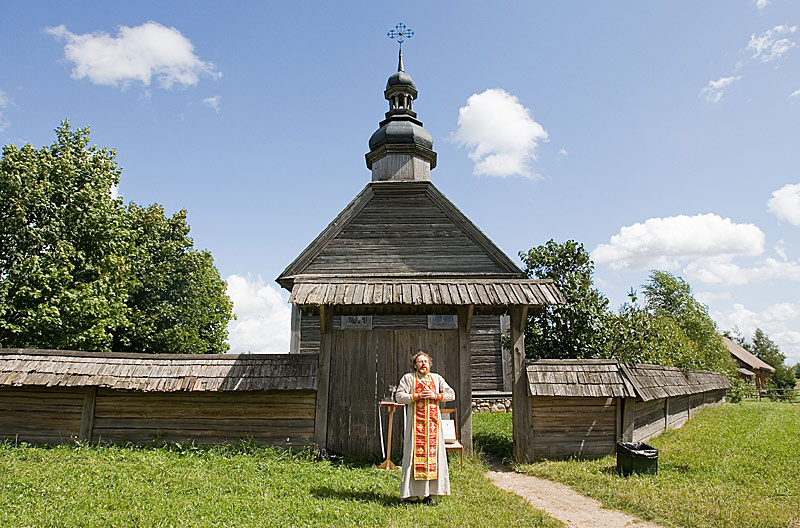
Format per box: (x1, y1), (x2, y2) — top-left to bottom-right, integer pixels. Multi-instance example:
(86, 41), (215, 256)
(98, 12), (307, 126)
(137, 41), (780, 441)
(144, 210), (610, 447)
(395, 351), (456, 505)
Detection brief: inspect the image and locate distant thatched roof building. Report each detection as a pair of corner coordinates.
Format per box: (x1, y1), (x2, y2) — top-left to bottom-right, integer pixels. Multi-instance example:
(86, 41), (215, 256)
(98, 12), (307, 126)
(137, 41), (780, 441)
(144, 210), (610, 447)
(721, 336), (774, 390)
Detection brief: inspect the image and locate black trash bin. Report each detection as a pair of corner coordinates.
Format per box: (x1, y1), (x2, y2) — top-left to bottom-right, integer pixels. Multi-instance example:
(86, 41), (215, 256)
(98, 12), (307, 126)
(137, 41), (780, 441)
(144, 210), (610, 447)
(616, 442), (658, 476)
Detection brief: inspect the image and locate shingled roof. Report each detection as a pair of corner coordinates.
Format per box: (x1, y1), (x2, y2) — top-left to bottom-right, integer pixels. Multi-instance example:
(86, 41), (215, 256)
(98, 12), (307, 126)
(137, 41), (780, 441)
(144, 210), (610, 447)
(525, 360), (730, 401)
(721, 336), (775, 373)
(526, 359), (636, 397)
(290, 277), (563, 308)
(0, 349), (317, 392)
(620, 363), (731, 402)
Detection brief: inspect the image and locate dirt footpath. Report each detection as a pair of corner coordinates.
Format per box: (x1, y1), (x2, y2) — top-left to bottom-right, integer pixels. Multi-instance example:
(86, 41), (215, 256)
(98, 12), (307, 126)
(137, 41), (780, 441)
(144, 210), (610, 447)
(485, 457), (666, 528)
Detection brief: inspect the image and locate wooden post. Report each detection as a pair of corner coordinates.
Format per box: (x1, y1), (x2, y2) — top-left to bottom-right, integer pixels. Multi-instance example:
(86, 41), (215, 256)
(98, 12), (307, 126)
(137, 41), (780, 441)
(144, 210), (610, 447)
(290, 304), (301, 354)
(314, 305), (334, 450)
(510, 305), (531, 462)
(79, 386), (97, 444)
(500, 315), (512, 392)
(457, 305), (474, 452)
(620, 397), (635, 442)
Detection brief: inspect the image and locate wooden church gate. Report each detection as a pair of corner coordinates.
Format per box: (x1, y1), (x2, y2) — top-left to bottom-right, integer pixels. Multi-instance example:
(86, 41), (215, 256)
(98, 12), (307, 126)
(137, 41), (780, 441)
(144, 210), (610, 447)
(324, 328), (459, 456)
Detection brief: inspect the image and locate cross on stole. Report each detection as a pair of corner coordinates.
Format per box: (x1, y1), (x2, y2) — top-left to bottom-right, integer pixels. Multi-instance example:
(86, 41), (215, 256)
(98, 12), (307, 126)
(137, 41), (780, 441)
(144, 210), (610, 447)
(387, 23), (414, 50)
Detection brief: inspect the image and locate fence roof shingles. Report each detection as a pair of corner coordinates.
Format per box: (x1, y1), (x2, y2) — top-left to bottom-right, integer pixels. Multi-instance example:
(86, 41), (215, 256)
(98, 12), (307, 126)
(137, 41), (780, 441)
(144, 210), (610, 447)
(526, 359), (730, 400)
(0, 349), (317, 392)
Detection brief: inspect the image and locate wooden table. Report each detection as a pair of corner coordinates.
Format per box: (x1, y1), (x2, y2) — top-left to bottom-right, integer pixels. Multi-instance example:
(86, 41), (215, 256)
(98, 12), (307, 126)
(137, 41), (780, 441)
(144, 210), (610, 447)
(377, 401), (404, 470)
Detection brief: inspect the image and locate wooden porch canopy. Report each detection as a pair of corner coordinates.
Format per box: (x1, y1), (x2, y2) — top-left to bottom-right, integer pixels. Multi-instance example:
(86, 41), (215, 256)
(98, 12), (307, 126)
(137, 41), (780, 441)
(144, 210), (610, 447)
(289, 277), (564, 314)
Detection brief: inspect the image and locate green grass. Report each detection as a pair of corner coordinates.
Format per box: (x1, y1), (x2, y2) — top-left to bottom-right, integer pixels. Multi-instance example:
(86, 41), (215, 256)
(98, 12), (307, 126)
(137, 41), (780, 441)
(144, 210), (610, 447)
(475, 403), (800, 528)
(0, 440), (561, 528)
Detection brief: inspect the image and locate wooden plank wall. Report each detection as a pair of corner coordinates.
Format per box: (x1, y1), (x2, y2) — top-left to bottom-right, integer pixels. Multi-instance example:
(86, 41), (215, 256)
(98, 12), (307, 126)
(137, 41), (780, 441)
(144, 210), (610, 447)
(530, 396), (618, 458)
(302, 187), (509, 275)
(299, 313), (505, 391)
(0, 387), (84, 444)
(0, 387), (315, 448)
(91, 390), (316, 447)
(632, 390), (726, 443)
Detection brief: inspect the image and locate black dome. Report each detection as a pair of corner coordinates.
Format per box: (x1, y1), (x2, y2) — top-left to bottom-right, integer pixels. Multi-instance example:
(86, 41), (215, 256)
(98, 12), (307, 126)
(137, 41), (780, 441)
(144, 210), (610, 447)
(386, 70), (417, 91)
(369, 119), (433, 151)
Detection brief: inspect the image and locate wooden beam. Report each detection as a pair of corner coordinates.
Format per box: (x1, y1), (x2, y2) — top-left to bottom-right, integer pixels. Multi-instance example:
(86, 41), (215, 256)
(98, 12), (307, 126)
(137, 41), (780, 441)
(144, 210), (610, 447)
(500, 315), (512, 392)
(510, 306), (532, 462)
(314, 307), (334, 450)
(79, 386), (97, 444)
(457, 305), (473, 453)
(290, 304), (301, 353)
(621, 397), (635, 442)
(518, 305), (529, 333)
(464, 304), (474, 333)
(319, 305), (329, 335)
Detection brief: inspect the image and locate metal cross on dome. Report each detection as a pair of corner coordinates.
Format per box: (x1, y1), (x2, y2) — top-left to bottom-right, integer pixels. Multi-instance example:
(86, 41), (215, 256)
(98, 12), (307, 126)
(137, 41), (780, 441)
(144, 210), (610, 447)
(387, 23), (414, 50)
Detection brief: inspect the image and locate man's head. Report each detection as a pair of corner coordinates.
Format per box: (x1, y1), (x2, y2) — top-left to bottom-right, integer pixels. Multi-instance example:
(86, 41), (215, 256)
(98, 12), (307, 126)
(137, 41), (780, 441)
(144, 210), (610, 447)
(412, 351), (431, 375)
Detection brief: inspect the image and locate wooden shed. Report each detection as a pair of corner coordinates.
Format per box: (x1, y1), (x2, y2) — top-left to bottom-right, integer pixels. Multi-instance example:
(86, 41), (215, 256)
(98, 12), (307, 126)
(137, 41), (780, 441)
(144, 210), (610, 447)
(276, 54), (564, 457)
(722, 336), (774, 391)
(519, 360), (731, 460)
(0, 349), (317, 447)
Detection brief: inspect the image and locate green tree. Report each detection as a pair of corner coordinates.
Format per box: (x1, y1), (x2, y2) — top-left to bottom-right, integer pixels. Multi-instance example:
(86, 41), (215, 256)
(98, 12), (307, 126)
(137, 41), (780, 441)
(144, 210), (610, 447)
(115, 204), (232, 354)
(0, 121), (233, 353)
(0, 121), (130, 350)
(641, 270), (732, 371)
(519, 240), (610, 359)
(751, 328), (796, 393)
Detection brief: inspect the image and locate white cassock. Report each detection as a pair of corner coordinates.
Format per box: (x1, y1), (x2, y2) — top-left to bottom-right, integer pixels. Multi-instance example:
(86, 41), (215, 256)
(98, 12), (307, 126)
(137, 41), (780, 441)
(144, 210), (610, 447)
(395, 372), (456, 499)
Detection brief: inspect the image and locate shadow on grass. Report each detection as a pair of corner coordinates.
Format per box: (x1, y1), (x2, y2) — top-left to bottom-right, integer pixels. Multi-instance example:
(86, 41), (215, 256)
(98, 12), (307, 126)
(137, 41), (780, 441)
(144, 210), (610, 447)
(473, 432), (513, 460)
(311, 486), (400, 507)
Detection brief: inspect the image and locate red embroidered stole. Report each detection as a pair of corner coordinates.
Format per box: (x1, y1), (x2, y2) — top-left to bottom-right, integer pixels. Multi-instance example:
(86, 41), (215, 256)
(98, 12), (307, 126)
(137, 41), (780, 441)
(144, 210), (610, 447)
(412, 374), (439, 480)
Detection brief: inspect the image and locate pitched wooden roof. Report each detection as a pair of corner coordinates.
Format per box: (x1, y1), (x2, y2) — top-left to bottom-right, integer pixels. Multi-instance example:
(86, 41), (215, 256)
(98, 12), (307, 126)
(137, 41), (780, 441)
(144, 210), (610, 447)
(620, 363), (731, 401)
(0, 349), (317, 392)
(526, 360), (636, 397)
(290, 277), (563, 308)
(277, 181), (522, 290)
(721, 336), (775, 373)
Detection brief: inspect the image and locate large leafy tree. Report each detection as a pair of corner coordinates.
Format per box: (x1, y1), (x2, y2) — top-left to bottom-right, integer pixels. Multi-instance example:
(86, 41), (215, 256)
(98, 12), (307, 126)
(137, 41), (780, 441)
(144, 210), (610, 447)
(0, 121), (232, 353)
(519, 240), (610, 359)
(641, 270), (731, 371)
(115, 204), (232, 354)
(0, 122), (130, 350)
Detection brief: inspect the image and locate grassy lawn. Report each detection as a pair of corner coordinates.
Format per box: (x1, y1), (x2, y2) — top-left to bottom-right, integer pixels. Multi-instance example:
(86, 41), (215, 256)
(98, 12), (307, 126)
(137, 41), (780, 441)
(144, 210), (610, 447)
(474, 403), (800, 528)
(0, 441), (560, 528)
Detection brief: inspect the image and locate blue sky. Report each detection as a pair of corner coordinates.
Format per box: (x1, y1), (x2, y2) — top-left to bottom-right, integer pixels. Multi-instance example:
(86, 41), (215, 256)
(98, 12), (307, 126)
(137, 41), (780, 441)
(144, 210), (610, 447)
(2, 1), (800, 363)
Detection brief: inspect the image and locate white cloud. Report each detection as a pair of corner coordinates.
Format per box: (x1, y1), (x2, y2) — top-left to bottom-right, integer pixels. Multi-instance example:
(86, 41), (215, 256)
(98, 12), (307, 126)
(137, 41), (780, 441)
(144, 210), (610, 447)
(701, 76), (740, 103)
(452, 88), (548, 178)
(591, 214), (765, 271)
(226, 274), (291, 354)
(694, 291), (732, 305)
(684, 256), (800, 285)
(0, 90), (11, 132)
(46, 21), (221, 89)
(558, 148), (568, 159)
(712, 302), (800, 364)
(746, 25), (797, 63)
(767, 183), (800, 226)
(754, 0), (771, 9)
(791, 89), (800, 99)
(202, 95), (221, 113)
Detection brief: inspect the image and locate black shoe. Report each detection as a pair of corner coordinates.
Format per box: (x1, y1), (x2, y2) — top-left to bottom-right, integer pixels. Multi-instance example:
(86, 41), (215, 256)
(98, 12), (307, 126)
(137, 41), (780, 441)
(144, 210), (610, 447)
(422, 496), (433, 506)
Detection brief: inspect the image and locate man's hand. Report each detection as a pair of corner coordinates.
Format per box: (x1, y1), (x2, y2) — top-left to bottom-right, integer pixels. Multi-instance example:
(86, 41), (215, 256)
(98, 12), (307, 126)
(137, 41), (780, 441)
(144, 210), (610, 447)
(419, 389), (436, 400)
